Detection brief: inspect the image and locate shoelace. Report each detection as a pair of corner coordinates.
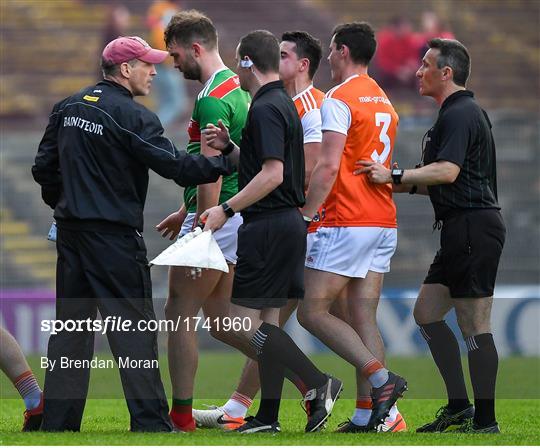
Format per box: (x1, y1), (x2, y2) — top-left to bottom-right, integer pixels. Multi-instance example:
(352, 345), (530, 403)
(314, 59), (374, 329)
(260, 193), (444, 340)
(433, 406), (458, 430)
(416, 406), (448, 431)
(434, 406), (448, 419)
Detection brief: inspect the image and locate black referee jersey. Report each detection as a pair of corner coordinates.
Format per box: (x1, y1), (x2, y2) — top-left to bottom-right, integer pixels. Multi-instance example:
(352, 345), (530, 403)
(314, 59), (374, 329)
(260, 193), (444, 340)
(423, 90), (500, 220)
(238, 80), (305, 217)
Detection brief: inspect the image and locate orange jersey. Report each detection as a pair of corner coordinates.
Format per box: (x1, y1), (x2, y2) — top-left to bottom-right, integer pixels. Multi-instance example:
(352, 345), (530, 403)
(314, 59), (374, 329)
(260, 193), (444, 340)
(294, 85), (325, 119)
(294, 85), (325, 145)
(318, 74), (398, 228)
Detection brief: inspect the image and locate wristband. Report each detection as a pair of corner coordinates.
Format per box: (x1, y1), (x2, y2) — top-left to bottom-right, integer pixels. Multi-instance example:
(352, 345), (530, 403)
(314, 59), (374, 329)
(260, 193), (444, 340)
(222, 141), (235, 156)
(221, 202), (235, 218)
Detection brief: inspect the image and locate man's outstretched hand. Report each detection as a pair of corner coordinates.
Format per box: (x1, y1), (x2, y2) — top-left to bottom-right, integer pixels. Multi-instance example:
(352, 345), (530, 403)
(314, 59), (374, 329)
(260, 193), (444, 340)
(202, 119), (231, 152)
(156, 208), (187, 240)
(354, 160), (394, 184)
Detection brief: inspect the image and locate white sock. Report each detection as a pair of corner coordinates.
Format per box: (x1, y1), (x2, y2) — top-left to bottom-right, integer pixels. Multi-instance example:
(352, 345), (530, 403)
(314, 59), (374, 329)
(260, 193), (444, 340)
(222, 398), (249, 418)
(368, 368), (389, 388)
(388, 403), (399, 420)
(351, 408), (372, 426)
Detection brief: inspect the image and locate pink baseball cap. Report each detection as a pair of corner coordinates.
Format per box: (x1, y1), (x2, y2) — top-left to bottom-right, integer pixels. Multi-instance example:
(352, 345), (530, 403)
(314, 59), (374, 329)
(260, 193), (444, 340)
(102, 36), (169, 64)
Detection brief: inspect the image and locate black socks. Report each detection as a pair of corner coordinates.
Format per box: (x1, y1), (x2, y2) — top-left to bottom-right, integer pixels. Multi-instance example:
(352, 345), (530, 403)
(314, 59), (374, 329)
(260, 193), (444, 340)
(250, 322), (326, 423)
(420, 322), (499, 427)
(465, 333), (498, 427)
(420, 321), (471, 411)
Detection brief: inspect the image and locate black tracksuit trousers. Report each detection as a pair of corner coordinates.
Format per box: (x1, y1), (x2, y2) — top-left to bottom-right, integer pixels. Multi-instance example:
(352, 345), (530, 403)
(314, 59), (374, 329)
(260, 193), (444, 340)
(41, 224), (171, 432)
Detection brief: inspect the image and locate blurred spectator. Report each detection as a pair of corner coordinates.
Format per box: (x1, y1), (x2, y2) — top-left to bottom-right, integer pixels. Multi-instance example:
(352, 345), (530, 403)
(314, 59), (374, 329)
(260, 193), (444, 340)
(417, 11), (455, 56)
(146, 0), (187, 129)
(374, 16), (419, 92)
(99, 2), (130, 78)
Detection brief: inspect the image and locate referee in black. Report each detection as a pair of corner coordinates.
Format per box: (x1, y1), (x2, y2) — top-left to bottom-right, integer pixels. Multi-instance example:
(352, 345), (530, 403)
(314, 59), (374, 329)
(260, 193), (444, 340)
(359, 38), (506, 433)
(32, 36), (235, 432)
(201, 30), (341, 434)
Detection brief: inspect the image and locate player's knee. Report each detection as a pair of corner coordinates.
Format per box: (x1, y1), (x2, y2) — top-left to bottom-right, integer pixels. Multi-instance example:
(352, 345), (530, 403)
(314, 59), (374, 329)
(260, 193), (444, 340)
(349, 308), (377, 327)
(209, 326), (229, 344)
(413, 302), (426, 325)
(456, 311), (472, 335)
(456, 312), (489, 338)
(413, 300), (438, 325)
(296, 306), (315, 332)
(456, 318), (475, 338)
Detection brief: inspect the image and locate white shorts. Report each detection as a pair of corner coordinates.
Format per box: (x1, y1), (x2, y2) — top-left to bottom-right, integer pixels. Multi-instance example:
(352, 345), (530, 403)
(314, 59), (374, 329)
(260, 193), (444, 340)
(179, 212), (242, 264)
(305, 226), (397, 278)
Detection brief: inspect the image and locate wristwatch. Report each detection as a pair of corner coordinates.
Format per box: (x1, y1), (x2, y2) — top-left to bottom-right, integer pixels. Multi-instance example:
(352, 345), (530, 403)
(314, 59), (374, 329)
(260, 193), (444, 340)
(222, 141), (235, 156)
(221, 201), (235, 218)
(391, 169), (404, 185)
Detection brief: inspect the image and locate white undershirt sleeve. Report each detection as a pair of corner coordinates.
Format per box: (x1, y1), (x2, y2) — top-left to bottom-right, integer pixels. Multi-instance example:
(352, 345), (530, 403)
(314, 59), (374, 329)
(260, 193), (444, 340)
(321, 98), (351, 135)
(301, 108), (322, 144)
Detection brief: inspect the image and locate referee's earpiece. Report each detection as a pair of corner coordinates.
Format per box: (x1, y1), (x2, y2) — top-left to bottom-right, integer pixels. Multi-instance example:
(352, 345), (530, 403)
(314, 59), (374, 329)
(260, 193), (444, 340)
(240, 57), (253, 68)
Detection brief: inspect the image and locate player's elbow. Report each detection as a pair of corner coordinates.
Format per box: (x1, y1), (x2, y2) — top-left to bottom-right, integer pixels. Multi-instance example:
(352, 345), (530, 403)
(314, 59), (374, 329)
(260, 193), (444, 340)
(439, 162), (460, 184)
(320, 160), (339, 183)
(446, 170), (459, 183)
(263, 162), (284, 188)
(269, 170), (283, 187)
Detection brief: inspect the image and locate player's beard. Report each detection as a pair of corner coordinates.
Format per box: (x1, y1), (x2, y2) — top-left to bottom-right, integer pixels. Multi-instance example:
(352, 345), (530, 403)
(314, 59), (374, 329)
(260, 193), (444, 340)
(181, 54), (202, 81)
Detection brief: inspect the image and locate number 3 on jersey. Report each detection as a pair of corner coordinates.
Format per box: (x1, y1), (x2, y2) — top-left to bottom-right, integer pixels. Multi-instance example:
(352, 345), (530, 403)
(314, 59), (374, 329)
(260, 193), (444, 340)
(371, 112), (392, 164)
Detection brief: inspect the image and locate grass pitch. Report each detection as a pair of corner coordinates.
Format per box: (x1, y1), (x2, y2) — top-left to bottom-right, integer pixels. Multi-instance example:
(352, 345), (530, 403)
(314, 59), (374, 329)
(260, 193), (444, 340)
(1, 353), (539, 445)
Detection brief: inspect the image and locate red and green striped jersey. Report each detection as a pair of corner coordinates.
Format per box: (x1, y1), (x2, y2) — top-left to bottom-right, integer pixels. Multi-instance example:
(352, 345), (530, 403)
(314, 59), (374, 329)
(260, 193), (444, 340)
(184, 68), (250, 212)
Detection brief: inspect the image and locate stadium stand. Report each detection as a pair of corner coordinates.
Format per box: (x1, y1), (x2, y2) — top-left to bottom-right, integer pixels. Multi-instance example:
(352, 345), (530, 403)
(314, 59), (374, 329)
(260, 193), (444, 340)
(0, 0), (538, 295)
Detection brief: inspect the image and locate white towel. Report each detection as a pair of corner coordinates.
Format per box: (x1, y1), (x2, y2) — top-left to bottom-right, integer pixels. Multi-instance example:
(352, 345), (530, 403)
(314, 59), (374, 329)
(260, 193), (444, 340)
(150, 228), (229, 273)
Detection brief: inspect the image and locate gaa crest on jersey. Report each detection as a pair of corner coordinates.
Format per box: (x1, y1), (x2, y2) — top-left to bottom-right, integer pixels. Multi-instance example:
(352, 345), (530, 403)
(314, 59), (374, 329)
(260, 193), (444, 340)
(187, 119), (201, 142)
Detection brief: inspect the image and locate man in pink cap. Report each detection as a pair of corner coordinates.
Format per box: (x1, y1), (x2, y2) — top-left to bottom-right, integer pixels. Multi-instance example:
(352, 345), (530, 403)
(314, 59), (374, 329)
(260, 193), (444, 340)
(32, 36), (236, 432)
(101, 36), (169, 95)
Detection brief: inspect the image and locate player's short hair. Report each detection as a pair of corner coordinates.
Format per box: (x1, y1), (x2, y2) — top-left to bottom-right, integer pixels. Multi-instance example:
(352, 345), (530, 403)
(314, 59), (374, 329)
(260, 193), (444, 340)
(332, 22), (376, 66)
(281, 31), (322, 80)
(101, 57), (137, 77)
(164, 9), (218, 50)
(428, 38), (471, 87)
(238, 30), (280, 74)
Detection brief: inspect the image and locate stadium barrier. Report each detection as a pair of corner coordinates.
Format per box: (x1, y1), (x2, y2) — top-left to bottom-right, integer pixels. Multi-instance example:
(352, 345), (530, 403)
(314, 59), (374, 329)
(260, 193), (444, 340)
(1, 285), (538, 356)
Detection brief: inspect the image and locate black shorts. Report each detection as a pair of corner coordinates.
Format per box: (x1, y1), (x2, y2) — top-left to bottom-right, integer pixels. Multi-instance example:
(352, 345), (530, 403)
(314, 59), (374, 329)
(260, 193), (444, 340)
(424, 209), (506, 298)
(232, 208), (306, 310)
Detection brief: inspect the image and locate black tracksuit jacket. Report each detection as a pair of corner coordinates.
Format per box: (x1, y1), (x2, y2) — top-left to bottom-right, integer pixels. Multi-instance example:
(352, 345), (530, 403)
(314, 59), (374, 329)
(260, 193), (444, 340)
(32, 79), (233, 231)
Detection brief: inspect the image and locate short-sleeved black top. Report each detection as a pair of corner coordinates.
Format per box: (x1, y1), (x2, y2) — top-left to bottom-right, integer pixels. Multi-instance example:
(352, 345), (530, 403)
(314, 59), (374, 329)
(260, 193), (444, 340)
(422, 90), (500, 220)
(239, 80), (305, 217)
